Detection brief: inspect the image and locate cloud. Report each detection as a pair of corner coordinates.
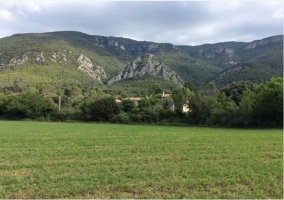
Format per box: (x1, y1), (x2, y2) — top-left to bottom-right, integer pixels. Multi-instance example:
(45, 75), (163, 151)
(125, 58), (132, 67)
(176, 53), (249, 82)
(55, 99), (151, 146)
(0, 1), (282, 45)
(273, 8), (283, 19)
(0, 9), (15, 21)
(207, 1), (243, 15)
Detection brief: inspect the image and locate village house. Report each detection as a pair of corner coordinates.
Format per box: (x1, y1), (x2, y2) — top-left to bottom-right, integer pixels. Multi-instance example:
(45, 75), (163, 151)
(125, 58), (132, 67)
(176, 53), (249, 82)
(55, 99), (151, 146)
(161, 92), (190, 113)
(119, 92), (190, 113)
(161, 92), (171, 104)
(115, 97), (122, 103)
(182, 103), (190, 113)
(122, 97), (142, 106)
(161, 92), (175, 110)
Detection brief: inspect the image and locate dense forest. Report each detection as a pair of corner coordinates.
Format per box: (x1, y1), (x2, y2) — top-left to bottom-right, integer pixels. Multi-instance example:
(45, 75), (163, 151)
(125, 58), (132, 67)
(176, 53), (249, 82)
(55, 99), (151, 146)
(0, 77), (282, 128)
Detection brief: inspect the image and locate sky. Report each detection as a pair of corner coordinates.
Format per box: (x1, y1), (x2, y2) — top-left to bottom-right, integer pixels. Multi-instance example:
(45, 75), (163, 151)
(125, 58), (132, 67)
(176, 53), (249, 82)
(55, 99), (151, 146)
(0, 0), (283, 45)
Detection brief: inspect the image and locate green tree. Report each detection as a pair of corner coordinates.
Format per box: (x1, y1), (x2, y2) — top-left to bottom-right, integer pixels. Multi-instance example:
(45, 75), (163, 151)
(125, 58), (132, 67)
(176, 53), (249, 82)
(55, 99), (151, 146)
(188, 93), (218, 124)
(21, 92), (58, 119)
(40, 85), (57, 97)
(233, 89), (254, 127)
(210, 93), (238, 126)
(4, 92), (58, 119)
(87, 97), (120, 121)
(150, 83), (163, 95)
(202, 82), (219, 97)
(250, 77), (283, 127)
(172, 87), (192, 112)
(121, 99), (135, 113)
(138, 98), (151, 112)
(184, 81), (197, 93)
(0, 94), (8, 116)
(163, 96), (174, 110)
(221, 81), (256, 106)
(79, 99), (93, 121)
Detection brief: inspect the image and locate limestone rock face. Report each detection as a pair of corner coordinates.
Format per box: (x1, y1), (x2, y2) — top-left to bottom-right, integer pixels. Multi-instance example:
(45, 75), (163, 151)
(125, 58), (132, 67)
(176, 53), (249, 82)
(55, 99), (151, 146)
(77, 54), (106, 80)
(35, 52), (45, 61)
(224, 48), (235, 57)
(194, 47), (235, 61)
(9, 55), (28, 65)
(148, 43), (159, 51)
(106, 53), (184, 86)
(107, 40), (119, 47)
(94, 66), (106, 78)
(213, 48), (235, 57)
(243, 35), (283, 49)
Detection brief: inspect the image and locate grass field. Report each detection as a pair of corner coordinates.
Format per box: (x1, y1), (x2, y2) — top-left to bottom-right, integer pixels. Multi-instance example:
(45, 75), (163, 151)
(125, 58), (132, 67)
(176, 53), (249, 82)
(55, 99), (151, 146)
(0, 121), (282, 199)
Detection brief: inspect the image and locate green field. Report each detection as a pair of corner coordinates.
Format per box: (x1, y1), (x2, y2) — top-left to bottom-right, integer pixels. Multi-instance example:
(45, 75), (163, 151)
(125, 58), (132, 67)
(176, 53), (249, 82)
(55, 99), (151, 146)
(0, 121), (282, 199)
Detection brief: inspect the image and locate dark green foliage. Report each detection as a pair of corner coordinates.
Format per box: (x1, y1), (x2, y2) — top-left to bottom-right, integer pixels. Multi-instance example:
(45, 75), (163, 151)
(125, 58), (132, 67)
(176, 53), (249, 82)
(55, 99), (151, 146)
(151, 83), (163, 95)
(0, 31), (282, 93)
(121, 99), (135, 113)
(201, 82), (220, 97)
(130, 96), (163, 123)
(110, 111), (131, 124)
(184, 81), (197, 92)
(138, 98), (152, 112)
(0, 92), (58, 119)
(188, 93), (218, 125)
(79, 99), (93, 121)
(221, 81), (256, 105)
(111, 95), (181, 124)
(0, 31), (283, 127)
(0, 76), (282, 128)
(52, 107), (80, 122)
(105, 75), (179, 97)
(172, 87), (192, 112)
(159, 109), (176, 119)
(155, 52), (222, 86)
(210, 93), (239, 126)
(250, 77), (283, 127)
(232, 90), (254, 127)
(187, 77), (283, 128)
(211, 65), (282, 86)
(86, 97), (120, 122)
(179, 36), (283, 85)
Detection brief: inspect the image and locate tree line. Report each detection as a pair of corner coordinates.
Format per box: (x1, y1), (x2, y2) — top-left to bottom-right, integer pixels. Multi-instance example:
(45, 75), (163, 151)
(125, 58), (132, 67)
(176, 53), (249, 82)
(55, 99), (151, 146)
(0, 77), (282, 128)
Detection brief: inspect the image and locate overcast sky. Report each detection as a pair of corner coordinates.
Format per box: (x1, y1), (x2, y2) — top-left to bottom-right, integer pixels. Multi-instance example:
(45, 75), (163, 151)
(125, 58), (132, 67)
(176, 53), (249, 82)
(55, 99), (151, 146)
(0, 0), (283, 45)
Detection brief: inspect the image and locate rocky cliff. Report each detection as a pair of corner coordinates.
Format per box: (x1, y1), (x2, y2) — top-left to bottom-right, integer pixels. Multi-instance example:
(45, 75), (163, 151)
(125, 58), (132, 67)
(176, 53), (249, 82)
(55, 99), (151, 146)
(106, 54), (184, 86)
(77, 54), (106, 81)
(243, 35), (283, 49)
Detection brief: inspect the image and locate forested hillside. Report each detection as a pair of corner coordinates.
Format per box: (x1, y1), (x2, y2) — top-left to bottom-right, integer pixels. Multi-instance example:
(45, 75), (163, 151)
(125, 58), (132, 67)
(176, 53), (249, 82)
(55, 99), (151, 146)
(0, 31), (282, 92)
(0, 31), (282, 127)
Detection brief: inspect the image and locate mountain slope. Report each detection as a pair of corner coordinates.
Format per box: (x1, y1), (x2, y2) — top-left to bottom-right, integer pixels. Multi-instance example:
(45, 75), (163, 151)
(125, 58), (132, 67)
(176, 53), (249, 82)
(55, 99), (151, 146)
(0, 31), (282, 92)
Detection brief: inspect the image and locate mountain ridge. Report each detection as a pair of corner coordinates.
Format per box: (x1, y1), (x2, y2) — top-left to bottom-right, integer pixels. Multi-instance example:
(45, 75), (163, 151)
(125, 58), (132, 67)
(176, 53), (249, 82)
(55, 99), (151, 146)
(0, 31), (282, 93)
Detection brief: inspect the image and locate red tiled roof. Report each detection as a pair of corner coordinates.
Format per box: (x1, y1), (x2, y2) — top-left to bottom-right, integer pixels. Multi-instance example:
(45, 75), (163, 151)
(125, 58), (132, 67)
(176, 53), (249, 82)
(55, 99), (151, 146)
(123, 97), (142, 101)
(161, 94), (171, 98)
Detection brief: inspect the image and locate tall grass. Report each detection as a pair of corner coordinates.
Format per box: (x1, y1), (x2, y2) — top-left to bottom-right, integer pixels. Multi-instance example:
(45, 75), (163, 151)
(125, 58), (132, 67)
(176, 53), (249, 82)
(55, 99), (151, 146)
(0, 121), (282, 198)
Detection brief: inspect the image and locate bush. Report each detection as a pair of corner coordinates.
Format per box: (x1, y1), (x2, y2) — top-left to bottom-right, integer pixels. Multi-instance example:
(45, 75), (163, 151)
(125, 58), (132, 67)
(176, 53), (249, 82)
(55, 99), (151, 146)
(111, 112), (130, 124)
(0, 92), (58, 120)
(81, 97), (120, 122)
(250, 77), (283, 127)
(52, 107), (80, 122)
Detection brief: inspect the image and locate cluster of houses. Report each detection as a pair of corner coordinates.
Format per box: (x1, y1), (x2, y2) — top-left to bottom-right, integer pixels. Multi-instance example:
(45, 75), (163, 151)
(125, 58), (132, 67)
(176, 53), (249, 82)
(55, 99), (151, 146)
(115, 92), (190, 113)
